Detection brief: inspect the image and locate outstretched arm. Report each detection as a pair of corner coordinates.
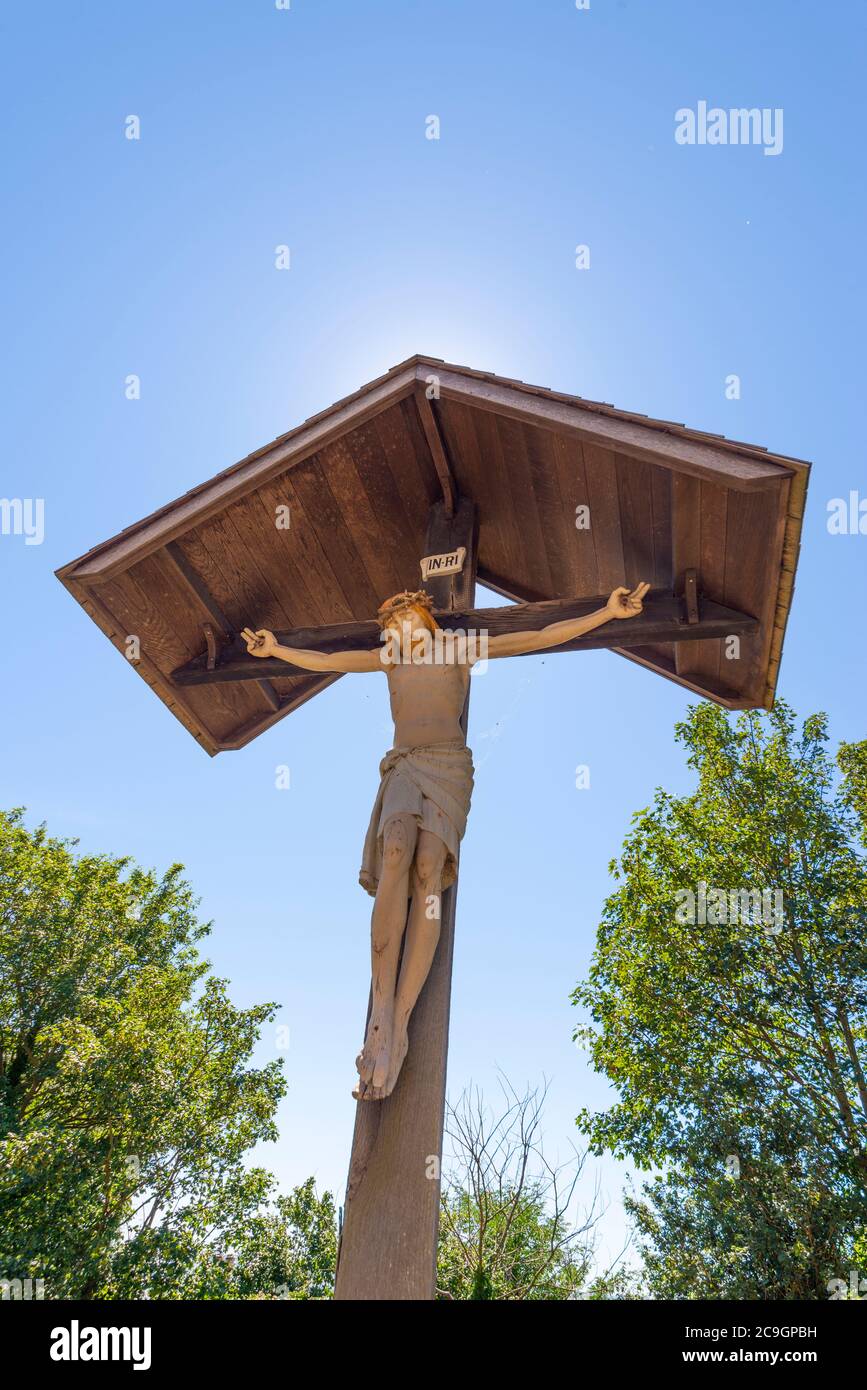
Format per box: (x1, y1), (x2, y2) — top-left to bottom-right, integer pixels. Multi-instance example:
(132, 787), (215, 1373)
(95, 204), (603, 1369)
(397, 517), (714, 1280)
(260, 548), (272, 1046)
(485, 583), (650, 659)
(241, 627), (382, 674)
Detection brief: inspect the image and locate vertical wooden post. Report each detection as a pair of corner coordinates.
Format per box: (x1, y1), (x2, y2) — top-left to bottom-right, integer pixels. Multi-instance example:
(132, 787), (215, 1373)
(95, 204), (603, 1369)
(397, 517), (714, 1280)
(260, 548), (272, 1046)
(334, 496), (477, 1300)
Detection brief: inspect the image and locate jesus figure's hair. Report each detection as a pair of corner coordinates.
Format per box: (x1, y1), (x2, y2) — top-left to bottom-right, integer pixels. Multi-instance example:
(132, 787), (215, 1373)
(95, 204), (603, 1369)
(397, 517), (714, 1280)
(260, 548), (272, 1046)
(376, 590), (439, 633)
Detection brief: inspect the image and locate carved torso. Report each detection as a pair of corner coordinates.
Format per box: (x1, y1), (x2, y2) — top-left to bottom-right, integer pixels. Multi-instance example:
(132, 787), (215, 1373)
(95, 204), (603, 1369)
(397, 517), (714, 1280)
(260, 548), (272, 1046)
(385, 659), (470, 748)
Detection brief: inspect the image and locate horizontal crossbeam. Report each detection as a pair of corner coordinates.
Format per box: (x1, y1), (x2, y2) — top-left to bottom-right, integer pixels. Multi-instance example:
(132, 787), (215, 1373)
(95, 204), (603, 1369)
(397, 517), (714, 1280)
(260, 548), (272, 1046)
(170, 590), (758, 685)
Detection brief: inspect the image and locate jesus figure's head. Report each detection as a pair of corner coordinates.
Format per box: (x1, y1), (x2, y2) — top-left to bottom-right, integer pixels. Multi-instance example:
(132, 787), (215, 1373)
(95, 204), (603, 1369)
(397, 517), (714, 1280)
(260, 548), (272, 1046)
(376, 590), (439, 662)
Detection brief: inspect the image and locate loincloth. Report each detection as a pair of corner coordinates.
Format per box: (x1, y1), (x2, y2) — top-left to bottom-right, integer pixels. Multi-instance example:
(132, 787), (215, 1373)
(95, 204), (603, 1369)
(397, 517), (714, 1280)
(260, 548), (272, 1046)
(359, 738), (474, 897)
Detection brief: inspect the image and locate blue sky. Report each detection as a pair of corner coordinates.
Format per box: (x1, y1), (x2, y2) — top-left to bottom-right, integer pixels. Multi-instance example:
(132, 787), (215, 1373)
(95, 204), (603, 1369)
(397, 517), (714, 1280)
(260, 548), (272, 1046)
(2, 0), (866, 1267)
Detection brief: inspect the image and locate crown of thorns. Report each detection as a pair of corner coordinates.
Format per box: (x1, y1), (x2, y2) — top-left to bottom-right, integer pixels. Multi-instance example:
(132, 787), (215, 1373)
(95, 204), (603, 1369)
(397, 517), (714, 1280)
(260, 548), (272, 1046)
(376, 590), (435, 627)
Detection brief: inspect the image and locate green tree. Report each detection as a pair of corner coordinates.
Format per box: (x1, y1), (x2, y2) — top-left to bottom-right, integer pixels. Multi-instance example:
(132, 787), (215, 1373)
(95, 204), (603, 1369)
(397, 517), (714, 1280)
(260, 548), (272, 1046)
(0, 808), (292, 1298)
(235, 1177), (338, 1300)
(581, 1265), (645, 1299)
(108, 1173), (338, 1299)
(573, 703), (867, 1299)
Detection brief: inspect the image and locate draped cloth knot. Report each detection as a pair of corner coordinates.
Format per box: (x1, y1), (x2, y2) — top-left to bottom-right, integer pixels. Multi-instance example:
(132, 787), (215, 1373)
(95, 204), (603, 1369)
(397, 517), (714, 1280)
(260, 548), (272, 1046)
(359, 738), (474, 897)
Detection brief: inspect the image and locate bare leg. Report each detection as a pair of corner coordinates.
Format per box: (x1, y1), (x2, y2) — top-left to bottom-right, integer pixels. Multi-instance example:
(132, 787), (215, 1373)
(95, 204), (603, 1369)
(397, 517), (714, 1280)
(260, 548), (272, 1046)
(354, 813), (416, 1098)
(381, 830), (447, 1097)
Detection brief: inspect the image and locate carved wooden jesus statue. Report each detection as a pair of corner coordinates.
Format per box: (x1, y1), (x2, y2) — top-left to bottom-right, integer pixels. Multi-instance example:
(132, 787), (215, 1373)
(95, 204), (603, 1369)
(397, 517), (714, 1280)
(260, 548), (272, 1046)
(242, 580), (648, 1101)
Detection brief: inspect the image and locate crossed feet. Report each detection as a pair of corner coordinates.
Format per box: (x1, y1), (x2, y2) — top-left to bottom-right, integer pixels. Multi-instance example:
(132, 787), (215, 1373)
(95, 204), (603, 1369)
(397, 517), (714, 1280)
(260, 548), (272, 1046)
(353, 1006), (409, 1101)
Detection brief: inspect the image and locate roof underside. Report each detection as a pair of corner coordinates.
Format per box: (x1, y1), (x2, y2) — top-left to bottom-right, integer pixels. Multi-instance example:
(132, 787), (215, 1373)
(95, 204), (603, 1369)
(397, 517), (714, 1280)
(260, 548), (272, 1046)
(57, 356), (809, 755)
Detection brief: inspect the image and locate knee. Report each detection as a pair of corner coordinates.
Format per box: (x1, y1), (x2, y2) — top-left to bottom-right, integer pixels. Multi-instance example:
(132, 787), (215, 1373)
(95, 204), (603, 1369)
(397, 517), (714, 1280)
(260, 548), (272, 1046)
(382, 820), (413, 875)
(414, 847), (444, 889)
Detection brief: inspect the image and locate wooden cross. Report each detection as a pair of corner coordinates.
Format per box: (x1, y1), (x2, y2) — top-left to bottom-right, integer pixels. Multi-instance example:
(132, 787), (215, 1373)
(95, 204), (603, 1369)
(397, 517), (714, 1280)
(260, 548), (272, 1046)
(334, 497), (476, 1299)
(166, 493), (756, 1300)
(169, 578), (756, 693)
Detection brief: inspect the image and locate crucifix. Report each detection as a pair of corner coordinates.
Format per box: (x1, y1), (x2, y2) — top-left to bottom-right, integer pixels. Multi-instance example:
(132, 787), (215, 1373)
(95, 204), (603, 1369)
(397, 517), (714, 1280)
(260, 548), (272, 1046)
(234, 493), (650, 1297)
(240, 544), (649, 1103)
(57, 356), (807, 1302)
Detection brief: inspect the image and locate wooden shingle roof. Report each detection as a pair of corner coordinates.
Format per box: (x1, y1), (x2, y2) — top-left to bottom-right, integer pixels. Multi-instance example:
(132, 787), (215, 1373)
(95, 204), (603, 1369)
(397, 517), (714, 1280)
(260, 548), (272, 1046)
(57, 355), (809, 754)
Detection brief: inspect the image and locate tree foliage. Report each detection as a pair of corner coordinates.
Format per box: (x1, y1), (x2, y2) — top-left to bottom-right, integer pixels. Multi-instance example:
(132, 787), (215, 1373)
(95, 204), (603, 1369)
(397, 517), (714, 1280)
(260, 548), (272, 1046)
(573, 703), (867, 1298)
(0, 809), (336, 1299)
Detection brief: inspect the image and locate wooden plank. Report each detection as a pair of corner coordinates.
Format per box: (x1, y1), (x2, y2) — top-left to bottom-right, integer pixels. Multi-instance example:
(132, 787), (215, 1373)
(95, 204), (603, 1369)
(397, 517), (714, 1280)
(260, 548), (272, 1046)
(193, 507), (293, 635)
(615, 453), (655, 591)
(117, 554), (213, 671)
(723, 481), (789, 704)
(414, 389), (455, 514)
(612, 452), (786, 714)
(100, 560), (266, 740)
(614, 644), (750, 708)
(671, 475), (708, 682)
(691, 480), (729, 683)
(468, 407), (531, 593)
(254, 471), (354, 625)
(170, 591), (758, 684)
(670, 473), (701, 580)
(407, 356), (809, 467)
(256, 679), (282, 712)
(684, 570), (699, 624)
(63, 365), (420, 581)
(326, 421), (423, 591)
(173, 508), (323, 738)
(288, 457), (381, 619)
(217, 673), (340, 751)
(419, 496), (477, 612)
(582, 443), (626, 592)
(393, 396), (446, 512)
(140, 550), (280, 730)
(700, 481), (728, 601)
(334, 496), (478, 1301)
(316, 437), (406, 598)
(517, 425), (581, 597)
(434, 398), (515, 587)
(549, 431), (599, 597)
(672, 478), (733, 688)
(62, 572), (221, 756)
(492, 417), (556, 597)
(164, 541), (233, 636)
(169, 529), (242, 629)
(428, 366), (793, 492)
(649, 464), (673, 589)
(373, 403), (439, 551)
(218, 489), (304, 630)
